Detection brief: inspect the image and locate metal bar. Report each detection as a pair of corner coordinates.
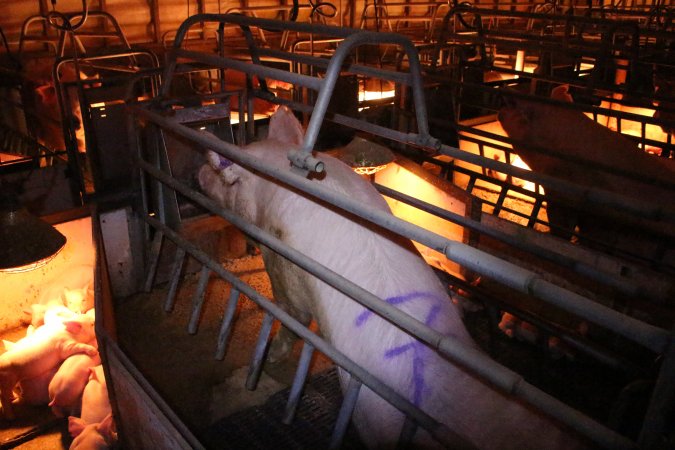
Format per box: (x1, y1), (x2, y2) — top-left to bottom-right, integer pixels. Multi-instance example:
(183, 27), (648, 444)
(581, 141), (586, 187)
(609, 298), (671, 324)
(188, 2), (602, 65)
(397, 416), (419, 449)
(164, 247), (186, 312)
(245, 312), (275, 391)
(173, 48), (323, 91)
(374, 183), (670, 303)
(259, 47), (414, 86)
(187, 265), (211, 334)
(131, 111), (669, 354)
(638, 331), (675, 449)
(143, 231), (163, 293)
(438, 139), (675, 223)
(282, 341), (315, 424)
(329, 376), (362, 450)
(456, 113), (675, 194)
(140, 197), (473, 449)
(170, 13), (360, 44)
(103, 335), (206, 449)
(215, 288), (241, 360)
(300, 30), (436, 157)
(138, 161), (639, 449)
(165, 14), (436, 167)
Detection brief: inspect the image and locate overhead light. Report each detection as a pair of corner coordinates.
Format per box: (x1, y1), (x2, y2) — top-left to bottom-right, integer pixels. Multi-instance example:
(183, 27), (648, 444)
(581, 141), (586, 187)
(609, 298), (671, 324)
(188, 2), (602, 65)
(0, 194), (66, 273)
(327, 136), (395, 176)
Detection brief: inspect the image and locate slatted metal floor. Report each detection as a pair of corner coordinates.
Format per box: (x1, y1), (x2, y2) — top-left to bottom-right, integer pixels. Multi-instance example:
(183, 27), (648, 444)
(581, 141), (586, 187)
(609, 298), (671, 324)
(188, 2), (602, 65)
(201, 368), (367, 450)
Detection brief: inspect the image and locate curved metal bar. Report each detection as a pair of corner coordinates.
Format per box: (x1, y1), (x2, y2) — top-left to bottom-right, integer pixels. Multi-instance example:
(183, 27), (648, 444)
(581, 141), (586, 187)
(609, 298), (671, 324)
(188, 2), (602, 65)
(163, 14), (438, 173)
(300, 30), (436, 160)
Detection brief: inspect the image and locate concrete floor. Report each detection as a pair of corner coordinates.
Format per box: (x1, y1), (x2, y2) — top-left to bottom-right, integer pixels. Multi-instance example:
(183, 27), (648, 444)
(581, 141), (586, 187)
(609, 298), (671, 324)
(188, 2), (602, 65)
(114, 252), (334, 440)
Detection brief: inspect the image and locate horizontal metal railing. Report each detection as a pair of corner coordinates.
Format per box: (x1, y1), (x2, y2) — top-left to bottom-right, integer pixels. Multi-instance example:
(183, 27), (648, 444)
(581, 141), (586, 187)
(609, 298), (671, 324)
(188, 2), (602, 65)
(132, 102), (670, 448)
(128, 16), (674, 449)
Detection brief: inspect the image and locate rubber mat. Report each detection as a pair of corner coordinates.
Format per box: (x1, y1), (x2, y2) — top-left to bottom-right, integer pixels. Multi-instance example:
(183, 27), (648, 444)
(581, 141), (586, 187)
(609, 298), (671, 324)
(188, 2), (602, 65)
(201, 368), (367, 449)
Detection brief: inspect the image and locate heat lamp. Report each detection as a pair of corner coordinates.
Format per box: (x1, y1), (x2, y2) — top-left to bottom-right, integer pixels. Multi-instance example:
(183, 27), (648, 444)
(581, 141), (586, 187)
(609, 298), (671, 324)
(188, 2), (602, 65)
(328, 136), (395, 175)
(0, 191), (66, 273)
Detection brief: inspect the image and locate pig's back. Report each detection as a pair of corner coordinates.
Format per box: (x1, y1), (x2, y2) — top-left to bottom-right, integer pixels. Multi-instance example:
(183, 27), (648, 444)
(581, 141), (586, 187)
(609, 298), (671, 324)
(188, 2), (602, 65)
(245, 144), (588, 449)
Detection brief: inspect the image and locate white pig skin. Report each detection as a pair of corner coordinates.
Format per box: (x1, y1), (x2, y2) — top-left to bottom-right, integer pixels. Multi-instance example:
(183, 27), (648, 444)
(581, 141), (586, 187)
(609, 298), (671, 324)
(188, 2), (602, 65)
(69, 413), (117, 450)
(198, 106), (590, 450)
(80, 365), (112, 425)
(0, 316), (97, 419)
(49, 352), (102, 417)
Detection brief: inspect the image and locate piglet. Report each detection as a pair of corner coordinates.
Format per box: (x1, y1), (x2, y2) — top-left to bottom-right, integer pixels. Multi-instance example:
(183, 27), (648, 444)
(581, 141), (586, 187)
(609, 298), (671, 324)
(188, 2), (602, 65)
(0, 316), (97, 419)
(80, 365), (111, 425)
(69, 413), (117, 450)
(49, 352), (101, 417)
(16, 365), (59, 406)
(199, 106), (591, 449)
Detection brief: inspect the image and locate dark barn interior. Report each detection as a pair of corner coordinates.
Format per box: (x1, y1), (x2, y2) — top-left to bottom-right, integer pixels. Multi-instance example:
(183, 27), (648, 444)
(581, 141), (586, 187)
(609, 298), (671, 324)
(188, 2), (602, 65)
(0, 0), (674, 449)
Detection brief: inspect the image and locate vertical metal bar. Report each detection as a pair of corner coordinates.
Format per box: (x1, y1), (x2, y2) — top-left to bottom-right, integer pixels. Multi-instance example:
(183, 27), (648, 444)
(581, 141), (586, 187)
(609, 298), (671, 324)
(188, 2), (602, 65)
(329, 375), (362, 449)
(188, 266), (211, 334)
(466, 175), (477, 195)
(246, 312), (275, 391)
(638, 331), (675, 449)
(149, 0), (161, 44)
(215, 288), (241, 360)
(282, 341), (315, 425)
(164, 247), (186, 312)
(493, 187), (508, 216)
(238, 93), (247, 145)
(527, 197), (544, 228)
(143, 231), (163, 292)
(396, 416), (418, 449)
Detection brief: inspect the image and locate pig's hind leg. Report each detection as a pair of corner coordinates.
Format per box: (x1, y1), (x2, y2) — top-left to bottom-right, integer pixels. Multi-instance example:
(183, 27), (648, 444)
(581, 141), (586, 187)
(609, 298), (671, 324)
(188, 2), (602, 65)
(0, 371), (18, 419)
(261, 250), (314, 378)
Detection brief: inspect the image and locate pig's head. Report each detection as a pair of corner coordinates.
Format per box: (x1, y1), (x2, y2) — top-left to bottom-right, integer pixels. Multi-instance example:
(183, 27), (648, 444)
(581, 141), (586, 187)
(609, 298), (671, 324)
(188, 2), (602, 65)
(497, 94), (532, 143)
(63, 285), (94, 314)
(498, 85), (572, 144)
(63, 315), (97, 345)
(198, 106), (305, 223)
(69, 414), (117, 449)
(31, 64), (89, 153)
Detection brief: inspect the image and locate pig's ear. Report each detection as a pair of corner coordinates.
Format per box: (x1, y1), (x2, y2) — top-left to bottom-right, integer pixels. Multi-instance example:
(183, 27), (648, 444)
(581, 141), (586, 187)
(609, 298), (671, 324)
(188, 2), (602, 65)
(97, 413), (118, 443)
(35, 84), (56, 103)
(63, 320), (83, 335)
(90, 365), (103, 382)
(269, 106), (304, 146)
(206, 151), (240, 185)
(68, 416), (86, 438)
(550, 84), (573, 103)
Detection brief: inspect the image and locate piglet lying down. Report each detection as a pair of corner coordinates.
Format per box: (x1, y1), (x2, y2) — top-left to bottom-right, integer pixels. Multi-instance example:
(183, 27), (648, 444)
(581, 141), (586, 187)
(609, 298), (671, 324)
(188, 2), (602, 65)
(198, 106), (590, 450)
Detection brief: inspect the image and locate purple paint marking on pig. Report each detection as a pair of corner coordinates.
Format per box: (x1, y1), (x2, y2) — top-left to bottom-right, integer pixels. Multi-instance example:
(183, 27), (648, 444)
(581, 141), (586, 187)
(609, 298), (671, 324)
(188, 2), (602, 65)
(198, 106), (592, 449)
(370, 298), (442, 406)
(217, 154), (234, 169)
(354, 291), (445, 327)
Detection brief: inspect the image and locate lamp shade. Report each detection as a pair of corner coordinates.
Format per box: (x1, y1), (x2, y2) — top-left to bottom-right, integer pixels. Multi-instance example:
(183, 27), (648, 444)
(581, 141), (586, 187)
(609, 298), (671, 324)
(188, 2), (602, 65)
(327, 136), (395, 175)
(0, 205), (67, 272)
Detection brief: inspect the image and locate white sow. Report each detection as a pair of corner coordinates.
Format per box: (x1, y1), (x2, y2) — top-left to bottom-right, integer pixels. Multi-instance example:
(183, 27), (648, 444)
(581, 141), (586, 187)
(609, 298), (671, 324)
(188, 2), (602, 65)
(198, 106), (590, 450)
